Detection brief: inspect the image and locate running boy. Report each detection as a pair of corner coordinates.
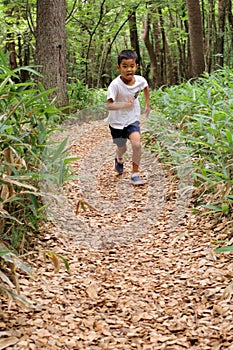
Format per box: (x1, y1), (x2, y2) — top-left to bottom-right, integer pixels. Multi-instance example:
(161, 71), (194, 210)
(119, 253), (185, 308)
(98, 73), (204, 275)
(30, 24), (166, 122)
(106, 49), (150, 185)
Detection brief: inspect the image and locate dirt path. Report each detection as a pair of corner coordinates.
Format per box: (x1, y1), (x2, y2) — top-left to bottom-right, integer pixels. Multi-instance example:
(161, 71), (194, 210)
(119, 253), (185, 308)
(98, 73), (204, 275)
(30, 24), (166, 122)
(1, 117), (233, 350)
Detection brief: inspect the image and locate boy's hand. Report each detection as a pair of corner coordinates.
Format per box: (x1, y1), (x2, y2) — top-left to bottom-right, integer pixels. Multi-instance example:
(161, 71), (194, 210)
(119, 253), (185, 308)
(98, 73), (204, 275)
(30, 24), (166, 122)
(123, 97), (134, 109)
(143, 107), (150, 118)
(106, 98), (134, 110)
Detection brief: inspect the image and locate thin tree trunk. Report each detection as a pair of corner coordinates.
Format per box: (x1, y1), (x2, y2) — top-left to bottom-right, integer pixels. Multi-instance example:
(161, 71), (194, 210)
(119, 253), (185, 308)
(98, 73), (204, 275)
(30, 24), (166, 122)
(186, 0), (205, 77)
(216, 0), (227, 67)
(142, 13), (158, 88)
(128, 10), (141, 74)
(226, 0), (233, 48)
(206, 0), (216, 72)
(158, 7), (175, 85)
(5, 6), (18, 72)
(158, 7), (166, 85)
(85, 0), (106, 87)
(101, 3), (141, 84)
(152, 15), (162, 86)
(217, 0), (226, 67)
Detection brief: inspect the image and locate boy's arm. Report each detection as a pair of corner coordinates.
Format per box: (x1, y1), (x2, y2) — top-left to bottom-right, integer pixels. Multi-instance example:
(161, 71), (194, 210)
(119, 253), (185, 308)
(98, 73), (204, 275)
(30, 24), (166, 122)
(143, 86), (150, 117)
(106, 98), (133, 110)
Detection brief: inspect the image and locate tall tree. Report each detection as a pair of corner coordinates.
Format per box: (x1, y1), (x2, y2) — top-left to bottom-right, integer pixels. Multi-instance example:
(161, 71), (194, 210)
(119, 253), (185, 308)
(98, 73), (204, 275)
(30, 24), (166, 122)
(216, 0), (227, 67)
(226, 0), (233, 48)
(128, 10), (141, 74)
(142, 11), (159, 88)
(4, 2), (18, 72)
(35, 0), (68, 108)
(205, 0), (216, 72)
(186, 0), (205, 77)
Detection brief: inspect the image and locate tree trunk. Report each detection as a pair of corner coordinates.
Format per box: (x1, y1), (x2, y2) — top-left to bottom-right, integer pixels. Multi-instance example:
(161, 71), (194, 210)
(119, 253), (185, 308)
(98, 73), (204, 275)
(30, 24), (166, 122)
(186, 0), (205, 77)
(128, 10), (141, 74)
(142, 13), (158, 88)
(206, 0), (216, 72)
(226, 0), (233, 48)
(4, 5), (18, 73)
(216, 0), (227, 67)
(35, 0), (68, 108)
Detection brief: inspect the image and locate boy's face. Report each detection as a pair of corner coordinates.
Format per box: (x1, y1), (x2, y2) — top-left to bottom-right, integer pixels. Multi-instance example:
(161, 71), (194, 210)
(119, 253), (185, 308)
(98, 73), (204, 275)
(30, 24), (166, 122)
(117, 58), (138, 83)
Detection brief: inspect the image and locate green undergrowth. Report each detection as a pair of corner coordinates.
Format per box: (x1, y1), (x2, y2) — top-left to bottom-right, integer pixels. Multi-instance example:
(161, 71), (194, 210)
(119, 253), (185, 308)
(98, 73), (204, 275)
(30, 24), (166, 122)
(0, 52), (71, 308)
(144, 67), (233, 252)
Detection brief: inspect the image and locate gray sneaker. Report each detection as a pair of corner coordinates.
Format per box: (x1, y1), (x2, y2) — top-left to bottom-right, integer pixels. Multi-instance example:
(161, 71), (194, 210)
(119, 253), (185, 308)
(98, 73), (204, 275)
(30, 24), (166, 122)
(130, 174), (145, 186)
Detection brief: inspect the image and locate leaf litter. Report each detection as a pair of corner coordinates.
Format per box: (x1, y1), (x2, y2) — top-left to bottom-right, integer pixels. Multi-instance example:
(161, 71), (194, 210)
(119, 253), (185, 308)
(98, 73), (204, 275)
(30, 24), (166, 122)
(1, 118), (233, 349)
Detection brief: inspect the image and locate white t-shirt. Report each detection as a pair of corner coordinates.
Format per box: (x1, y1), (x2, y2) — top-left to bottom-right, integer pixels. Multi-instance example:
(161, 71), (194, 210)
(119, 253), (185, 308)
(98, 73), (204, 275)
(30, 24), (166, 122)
(106, 75), (148, 129)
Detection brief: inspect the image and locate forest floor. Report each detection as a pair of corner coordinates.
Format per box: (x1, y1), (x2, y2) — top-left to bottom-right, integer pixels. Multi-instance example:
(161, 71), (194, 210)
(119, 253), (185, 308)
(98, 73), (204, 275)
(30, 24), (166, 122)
(1, 116), (233, 350)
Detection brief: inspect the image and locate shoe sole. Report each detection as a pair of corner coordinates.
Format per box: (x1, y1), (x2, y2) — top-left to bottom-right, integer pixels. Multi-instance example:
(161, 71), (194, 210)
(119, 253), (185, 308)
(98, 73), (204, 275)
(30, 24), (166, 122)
(114, 168), (123, 175)
(114, 159), (124, 174)
(131, 179), (145, 186)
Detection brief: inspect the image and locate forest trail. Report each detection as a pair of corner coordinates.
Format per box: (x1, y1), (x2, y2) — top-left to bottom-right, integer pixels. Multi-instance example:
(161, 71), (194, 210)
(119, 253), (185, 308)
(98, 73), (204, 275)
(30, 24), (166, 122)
(1, 116), (233, 350)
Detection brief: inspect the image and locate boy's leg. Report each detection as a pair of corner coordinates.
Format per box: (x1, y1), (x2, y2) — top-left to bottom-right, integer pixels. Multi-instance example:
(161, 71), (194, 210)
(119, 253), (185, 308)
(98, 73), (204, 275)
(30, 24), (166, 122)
(116, 144), (127, 163)
(127, 122), (144, 185)
(128, 131), (141, 173)
(109, 125), (127, 174)
(114, 143), (127, 174)
(115, 142), (127, 174)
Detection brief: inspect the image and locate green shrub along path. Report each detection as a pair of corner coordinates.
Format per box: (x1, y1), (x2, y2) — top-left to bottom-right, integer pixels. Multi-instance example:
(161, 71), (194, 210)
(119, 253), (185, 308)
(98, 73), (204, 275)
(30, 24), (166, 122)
(1, 115), (233, 350)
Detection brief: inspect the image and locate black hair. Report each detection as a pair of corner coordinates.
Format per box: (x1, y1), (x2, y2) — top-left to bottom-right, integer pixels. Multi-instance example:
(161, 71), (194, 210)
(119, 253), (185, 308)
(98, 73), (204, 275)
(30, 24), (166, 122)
(118, 50), (138, 65)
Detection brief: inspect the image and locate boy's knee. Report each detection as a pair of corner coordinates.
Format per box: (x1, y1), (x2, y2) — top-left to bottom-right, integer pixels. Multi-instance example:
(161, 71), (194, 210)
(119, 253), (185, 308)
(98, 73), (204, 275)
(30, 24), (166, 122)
(131, 140), (141, 150)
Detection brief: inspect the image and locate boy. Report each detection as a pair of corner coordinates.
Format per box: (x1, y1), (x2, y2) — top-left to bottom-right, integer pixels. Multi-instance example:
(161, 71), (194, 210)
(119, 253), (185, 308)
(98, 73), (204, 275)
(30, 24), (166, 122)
(106, 49), (150, 185)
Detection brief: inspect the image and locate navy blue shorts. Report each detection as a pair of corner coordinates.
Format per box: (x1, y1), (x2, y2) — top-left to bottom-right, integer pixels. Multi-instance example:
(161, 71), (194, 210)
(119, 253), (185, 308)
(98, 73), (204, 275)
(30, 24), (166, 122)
(109, 121), (140, 147)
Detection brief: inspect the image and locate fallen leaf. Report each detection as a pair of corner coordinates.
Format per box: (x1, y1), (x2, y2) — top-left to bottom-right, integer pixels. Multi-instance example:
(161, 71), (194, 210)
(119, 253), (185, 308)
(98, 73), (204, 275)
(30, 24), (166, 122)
(0, 337), (19, 350)
(86, 282), (99, 299)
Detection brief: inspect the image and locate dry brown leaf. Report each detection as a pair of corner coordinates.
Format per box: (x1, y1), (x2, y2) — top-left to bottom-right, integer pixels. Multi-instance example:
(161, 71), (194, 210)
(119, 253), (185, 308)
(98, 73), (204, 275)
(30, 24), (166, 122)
(221, 282), (233, 301)
(86, 282), (99, 299)
(0, 337), (19, 350)
(36, 329), (51, 338)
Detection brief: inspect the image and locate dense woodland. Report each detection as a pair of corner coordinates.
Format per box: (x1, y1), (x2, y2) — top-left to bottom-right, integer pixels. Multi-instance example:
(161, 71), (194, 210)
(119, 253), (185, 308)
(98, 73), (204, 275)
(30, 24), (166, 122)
(1, 0), (233, 104)
(0, 0), (232, 312)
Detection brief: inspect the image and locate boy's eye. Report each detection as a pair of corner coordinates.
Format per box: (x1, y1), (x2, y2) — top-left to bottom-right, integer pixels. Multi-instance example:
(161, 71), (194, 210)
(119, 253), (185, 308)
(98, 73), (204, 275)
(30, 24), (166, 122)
(122, 65), (135, 69)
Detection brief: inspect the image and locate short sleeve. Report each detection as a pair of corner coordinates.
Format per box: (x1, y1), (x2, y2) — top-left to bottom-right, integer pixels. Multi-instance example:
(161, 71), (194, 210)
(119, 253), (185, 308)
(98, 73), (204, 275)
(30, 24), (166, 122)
(107, 80), (118, 101)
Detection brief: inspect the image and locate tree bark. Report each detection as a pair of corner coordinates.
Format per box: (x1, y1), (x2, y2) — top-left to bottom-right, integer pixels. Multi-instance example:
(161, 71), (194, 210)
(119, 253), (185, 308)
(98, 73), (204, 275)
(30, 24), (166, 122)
(186, 0), (205, 77)
(35, 0), (68, 108)
(216, 0), (227, 67)
(226, 0), (233, 57)
(205, 0), (216, 72)
(142, 12), (158, 88)
(5, 5), (18, 72)
(128, 10), (141, 74)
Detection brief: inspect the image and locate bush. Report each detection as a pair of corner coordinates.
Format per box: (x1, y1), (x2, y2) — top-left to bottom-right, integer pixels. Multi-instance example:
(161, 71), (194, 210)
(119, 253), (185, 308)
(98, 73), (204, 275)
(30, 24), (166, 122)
(146, 67), (233, 217)
(68, 79), (107, 112)
(0, 52), (66, 250)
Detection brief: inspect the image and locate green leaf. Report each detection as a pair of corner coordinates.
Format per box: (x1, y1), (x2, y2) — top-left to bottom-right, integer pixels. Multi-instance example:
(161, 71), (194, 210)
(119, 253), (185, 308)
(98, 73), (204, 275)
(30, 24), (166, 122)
(13, 66), (43, 77)
(2, 253), (33, 274)
(204, 205), (222, 212)
(221, 203), (229, 214)
(225, 128), (233, 144)
(48, 138), (68, 163)
(215, 246), (233, 253)
(64, 157), (79, 164)
(55, 253), (70, 272)
(0, 286), (34, 307)
(43, 250), (70, 272)
(0, 249), (11, 256)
